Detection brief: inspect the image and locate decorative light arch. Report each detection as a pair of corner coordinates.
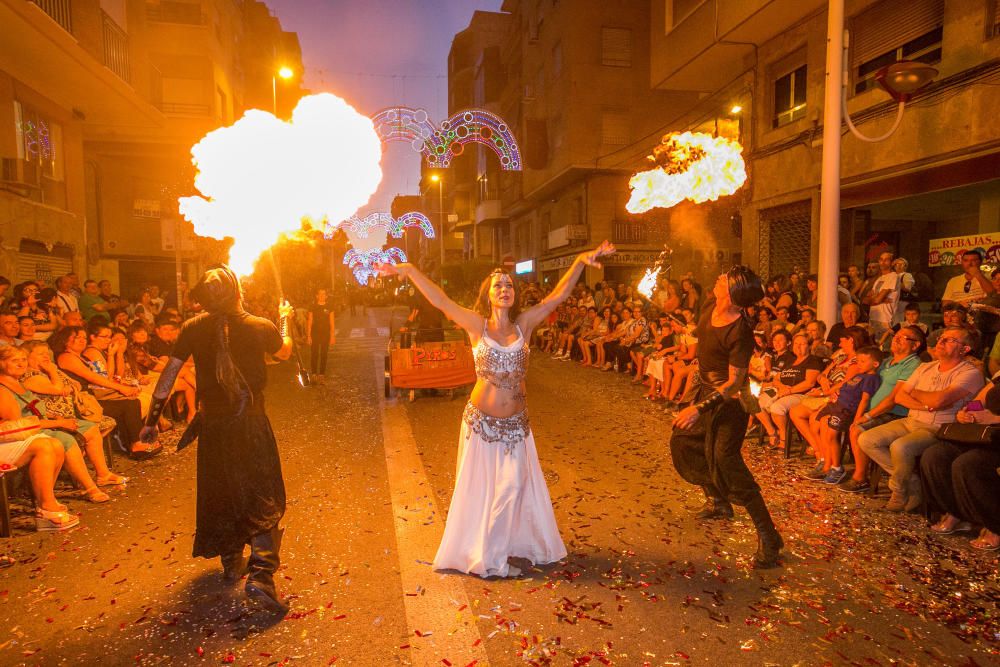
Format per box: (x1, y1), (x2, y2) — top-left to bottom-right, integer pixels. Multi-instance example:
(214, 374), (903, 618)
(371, 106), (522, 171)
(326, 211), (436, 285)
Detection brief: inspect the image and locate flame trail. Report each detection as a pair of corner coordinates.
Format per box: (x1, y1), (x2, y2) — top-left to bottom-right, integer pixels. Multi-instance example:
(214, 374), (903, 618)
(626, 132), (746, 214)
(637, 268), (658, 299)
(179, 93), (383, 275)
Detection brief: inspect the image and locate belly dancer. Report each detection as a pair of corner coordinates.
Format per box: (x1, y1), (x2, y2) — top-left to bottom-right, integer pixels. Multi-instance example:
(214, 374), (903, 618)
(378, 241), (614, 577)
(669, 266), (784, 568)
(139, 266), (295, 611)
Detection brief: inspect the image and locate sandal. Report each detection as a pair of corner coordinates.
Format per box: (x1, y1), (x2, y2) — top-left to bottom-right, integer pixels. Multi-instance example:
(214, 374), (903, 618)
(35, 508), (80, 532)
(971, 530), (1000, 551)
(767, 434), (781, 449)
(96, 474), (128, 487)
(930, 515), (973, 535)
(83, 487), (111, 504)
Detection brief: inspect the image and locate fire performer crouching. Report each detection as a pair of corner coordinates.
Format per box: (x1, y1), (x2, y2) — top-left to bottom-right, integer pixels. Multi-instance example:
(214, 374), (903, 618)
(139, 265), (294, 612)
(669, 266), (784, 568)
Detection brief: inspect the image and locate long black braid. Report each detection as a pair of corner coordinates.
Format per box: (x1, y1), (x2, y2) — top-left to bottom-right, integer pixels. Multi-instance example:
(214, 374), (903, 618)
(191, 265), (250, 413)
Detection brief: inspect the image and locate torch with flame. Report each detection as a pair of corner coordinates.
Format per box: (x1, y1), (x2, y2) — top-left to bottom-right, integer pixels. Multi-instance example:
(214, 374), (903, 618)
(178, 93), (383, 276)
(637, 245), (674, 300)
(626, 132), (746, 214)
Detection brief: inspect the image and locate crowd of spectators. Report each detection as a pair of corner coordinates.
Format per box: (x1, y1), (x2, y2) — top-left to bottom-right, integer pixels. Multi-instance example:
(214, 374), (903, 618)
(527, 249), (1000, 553)
(0, 273), (195, 534)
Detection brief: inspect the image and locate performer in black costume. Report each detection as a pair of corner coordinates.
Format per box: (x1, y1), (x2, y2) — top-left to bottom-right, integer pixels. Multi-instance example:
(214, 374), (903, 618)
(669, 266), (784, 568)
(139, 266), (294, 611)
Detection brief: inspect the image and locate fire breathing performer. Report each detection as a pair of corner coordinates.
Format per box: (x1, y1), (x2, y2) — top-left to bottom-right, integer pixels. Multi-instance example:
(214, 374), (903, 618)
(669, 266), (784, 568)
(378, 240), (615, 578)
(139, 265), (294, 611)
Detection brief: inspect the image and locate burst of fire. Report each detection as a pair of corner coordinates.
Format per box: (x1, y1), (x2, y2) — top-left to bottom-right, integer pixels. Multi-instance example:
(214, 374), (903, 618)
(179, 93), (383, 275)
(637, 268), (658, 299)
(625, 132), (746, 214)
(749, 380), (762, 398)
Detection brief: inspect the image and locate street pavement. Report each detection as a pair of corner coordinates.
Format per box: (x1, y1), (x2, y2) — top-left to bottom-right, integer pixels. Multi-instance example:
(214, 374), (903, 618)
(0, 306), (997, 666)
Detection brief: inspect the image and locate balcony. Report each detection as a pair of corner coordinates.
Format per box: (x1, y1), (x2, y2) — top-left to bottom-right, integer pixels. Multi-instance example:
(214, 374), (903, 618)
(475, 199), (506, 226)
(612, 220), (648, 245)
(29, 0), (72, 34)
(651, 0), (825, 91)
(101, 11), (130, 83)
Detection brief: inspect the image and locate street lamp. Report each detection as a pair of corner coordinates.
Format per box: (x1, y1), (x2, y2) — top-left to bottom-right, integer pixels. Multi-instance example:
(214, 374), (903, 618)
(816, 0), (937, 325)
(430, 173), (445, 271)
(272, 66), (294, 115)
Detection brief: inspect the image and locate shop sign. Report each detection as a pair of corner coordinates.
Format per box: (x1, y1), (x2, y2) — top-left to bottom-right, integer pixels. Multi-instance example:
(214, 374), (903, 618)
(515, 259), (535, 274)
(928, 233), (1000, 267)
(539, 250), (659, 272)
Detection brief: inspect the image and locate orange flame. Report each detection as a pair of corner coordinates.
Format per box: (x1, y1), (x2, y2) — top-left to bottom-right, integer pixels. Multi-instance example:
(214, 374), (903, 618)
(626, 132), (746, 214)
(179, 93), (383, 275)
(637, 268), (658, 299)
(749, 380), (762, 398)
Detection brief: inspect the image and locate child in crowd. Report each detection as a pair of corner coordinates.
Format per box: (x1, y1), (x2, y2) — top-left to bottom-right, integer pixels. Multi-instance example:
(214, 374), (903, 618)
(806, 346), (883, 484)
(878, 302), (928, 349)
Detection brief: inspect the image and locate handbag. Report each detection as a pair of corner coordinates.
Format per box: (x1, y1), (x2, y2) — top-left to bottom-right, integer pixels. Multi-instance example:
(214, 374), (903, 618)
(74, 390), (105, 420)
(0, 416), (41, 443)
(937, 422), (1000, 446)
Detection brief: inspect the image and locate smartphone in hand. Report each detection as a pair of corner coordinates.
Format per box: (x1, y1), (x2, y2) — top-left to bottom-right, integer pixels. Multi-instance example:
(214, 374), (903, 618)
(966, 400), (984, 412)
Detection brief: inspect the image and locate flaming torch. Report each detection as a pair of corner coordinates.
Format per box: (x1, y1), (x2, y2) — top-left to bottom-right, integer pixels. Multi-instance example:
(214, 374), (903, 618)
(626, 132), (746, 214)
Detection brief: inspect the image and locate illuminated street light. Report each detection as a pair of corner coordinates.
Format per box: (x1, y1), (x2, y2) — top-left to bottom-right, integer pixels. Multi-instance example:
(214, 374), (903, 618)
(730, 104), (742, 114)
(272, 66), (295, 115)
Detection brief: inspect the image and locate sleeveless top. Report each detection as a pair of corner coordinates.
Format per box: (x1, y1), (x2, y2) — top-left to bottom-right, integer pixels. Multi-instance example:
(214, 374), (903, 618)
(473, 324), (529, 392)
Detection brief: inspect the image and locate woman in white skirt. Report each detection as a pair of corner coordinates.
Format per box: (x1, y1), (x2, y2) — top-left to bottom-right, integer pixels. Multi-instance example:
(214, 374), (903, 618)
(379, 241), (615, 578)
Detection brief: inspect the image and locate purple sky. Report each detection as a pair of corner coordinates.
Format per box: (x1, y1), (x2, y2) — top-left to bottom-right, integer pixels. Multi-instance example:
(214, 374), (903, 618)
(267, 0), (505, 214)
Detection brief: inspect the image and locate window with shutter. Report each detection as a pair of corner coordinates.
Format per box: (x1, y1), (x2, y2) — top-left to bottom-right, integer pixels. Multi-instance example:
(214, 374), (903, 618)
(850, 0), (943, 95)
(989, 0), (1000, 39)
(601, 111), (629, 146)
(773, 64), (807, 128)
(601, 27), (632, 67)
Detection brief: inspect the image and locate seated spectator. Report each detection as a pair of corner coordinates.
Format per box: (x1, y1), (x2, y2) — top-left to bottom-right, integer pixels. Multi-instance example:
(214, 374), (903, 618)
(131, 289), (156, 326)
(61, 310), (84, 328)
(643, 314), (683, 398)
(773, 306), (795, 333)
(858, 327), (985, 512)
(927, 302), (975, 356)
(553, 305), (585, 360)
(0, 426), (74, 531)
(50, 325), (159, 460)
(803, 347), (883, 484)
(0, 314), (20, 348)
(606, 307), (641, 373)
(0, 346), (110, 504)
(920, 372), (1000, 551)
(827, 303), (866, 346)
(755, 332), (822, 449)
(79, 280), (111, 323)
(791, 306), (816, 336)
(109, 308), (130, 330)
(596, 311), (624, 371)
(20, 341), (124, 488)
(661, 317), (699, 405)
(14, 282), (58, 341)
(578, 307), (609, 367)
(17, 316), (35, 342)
(626, 306), (652, 381)
(147, 285), (165, 315)
(839, 326), (924, 493)
(878, 301), (928, 350)
(805, 320), (832, 358)
(148, 314), (197, 422)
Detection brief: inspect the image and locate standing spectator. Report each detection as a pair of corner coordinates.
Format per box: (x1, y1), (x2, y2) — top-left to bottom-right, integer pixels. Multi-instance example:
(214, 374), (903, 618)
(804, 274), (818, 310)
(65, 272), (82, 298)
(942, 249), (995, 307)
(680, 277), (702, 313)
(858, 327), (984, 511)
(131, 289), (156, 326)
(865, 252), (900, 341)
(836, 274), (854, 316)
(893, 257), (916, 304)
(147, 284), (165, 315)
(306, 288), (336, 384)
(857, 262), (879, 320)
(55, 275), (78, 314)
(847, 264), (864, 300)
(762, 275), (799, 323)
(79, 280), (111, 323)
(0, 276), (10, 311)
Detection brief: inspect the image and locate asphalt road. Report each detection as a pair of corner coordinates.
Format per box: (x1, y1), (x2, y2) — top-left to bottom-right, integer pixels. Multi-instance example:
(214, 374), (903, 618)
(1, 306), (997, 666)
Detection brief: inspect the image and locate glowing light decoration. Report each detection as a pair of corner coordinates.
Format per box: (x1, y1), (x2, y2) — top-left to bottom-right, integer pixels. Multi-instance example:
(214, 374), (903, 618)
(626, 132), (746, 214)
(327, 212), (435, 285)
(371, 106), (522, 170)
(178, 93), (383, 275)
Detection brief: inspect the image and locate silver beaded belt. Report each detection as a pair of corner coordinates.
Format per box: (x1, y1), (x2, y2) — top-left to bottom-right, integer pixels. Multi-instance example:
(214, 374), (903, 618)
(462, 402), (530, 454)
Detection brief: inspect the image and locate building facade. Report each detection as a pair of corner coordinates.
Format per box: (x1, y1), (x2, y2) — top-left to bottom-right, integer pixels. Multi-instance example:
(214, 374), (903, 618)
(0, 0), (302, 298)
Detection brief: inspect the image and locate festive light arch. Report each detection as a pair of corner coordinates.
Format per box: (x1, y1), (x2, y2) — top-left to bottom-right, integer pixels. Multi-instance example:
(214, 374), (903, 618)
(371, 106), (522, 171)
(326, 211), (435, 285)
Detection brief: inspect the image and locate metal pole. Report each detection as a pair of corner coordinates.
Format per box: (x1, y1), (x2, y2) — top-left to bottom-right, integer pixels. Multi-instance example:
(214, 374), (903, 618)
(438, 180), (445, 271)
(271, 75), (277, 115)
(174, 216), (183, 312)
(817, 0), (844, 326)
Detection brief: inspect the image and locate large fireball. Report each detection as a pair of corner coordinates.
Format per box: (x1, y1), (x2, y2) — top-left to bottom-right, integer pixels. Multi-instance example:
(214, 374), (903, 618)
(179, 93), (383, 275)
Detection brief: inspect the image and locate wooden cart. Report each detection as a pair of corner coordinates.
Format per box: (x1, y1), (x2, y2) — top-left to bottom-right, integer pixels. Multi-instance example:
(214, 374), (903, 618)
(384, 328), (476, 401)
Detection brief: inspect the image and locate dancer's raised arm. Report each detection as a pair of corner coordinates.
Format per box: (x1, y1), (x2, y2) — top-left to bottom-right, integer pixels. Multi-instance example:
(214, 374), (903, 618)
(518, 241), (615, 332)
(377, 263), (483, 334)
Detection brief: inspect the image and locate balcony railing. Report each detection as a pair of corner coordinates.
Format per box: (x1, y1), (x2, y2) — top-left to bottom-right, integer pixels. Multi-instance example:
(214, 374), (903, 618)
(29, 0), (73, 34)
(101, 11), (130, 83)
(146, 2), (206, 25)
(612, 220), (648, 245)
(159, 102), (211, 115)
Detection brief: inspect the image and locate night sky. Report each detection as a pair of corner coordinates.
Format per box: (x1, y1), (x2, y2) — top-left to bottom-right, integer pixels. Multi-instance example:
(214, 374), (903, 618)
(266, 0), (504, 214)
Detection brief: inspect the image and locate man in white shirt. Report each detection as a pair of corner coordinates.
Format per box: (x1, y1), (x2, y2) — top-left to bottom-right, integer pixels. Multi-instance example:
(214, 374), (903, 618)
(942, 249), (995, 306)
(866, 252), (900, 339)
(55, 274), (78, 314)
(892, 257), (915, 324)
(858, 326), (985, 512)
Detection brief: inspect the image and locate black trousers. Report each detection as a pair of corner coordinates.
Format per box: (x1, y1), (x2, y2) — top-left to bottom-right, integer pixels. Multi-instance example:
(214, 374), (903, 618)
(669, 389), (761, 506)
(98, 398), (143, 447)
(310, 336), (329, 375)
(920, 441), (1000, 535)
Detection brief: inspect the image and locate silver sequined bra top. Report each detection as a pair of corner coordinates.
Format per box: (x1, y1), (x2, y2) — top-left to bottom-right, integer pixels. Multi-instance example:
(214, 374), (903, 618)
(473, 324), (529, 391)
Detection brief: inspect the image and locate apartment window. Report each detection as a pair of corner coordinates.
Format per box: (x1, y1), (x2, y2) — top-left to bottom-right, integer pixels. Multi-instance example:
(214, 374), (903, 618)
(773, 64), (807, 128)
(14, 102), (64, 183)
(601, 27), (632, 67)
(990, 0), (1000, 39)
(601, 110), (629, 146)
(850, 0), (943, 95)
(146, 0), (204, 25)
(667, 0), (705, 30)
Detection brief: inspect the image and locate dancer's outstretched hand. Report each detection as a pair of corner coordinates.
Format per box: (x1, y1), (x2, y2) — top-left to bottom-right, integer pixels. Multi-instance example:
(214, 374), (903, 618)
(578, 240), (616, 269)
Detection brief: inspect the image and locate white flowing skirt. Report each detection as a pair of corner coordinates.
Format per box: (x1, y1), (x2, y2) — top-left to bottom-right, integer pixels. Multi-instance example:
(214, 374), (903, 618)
(433, 419), (567, 578)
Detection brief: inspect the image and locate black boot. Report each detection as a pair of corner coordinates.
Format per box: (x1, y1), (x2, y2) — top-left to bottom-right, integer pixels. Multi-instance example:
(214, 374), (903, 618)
(220, 549), (248, 583)
(695, 487), (734, 520)
(245, 528), (288, 613)
(745, 494), (783, 568)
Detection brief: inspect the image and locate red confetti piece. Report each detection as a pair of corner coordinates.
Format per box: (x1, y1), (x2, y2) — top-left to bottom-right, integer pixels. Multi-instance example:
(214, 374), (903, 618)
(399, 644), (411, 649)
(196, 646), (205, 657)
(223, 653), (236, 663)
(442, 660), (452, 666)
(332, 614), (347, 620)
(472, 638), (481, 647)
